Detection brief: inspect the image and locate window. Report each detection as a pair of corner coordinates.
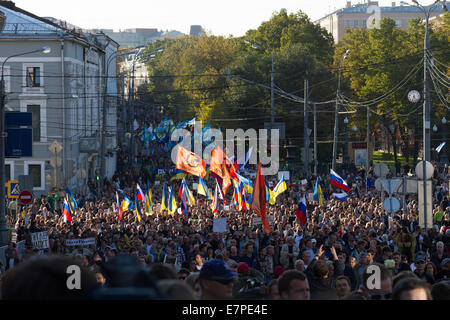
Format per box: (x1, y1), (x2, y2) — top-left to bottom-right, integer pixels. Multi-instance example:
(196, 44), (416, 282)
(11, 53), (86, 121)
(344, 20), (351, 28)
(24, 161), (44, 190)
(395, 19), (402, 28)
(362, 20), (367, 28)
(354, 20), (359, 28)
(26, 67), (41, 87)
(27, 105), (41, 142)
(28, 164), (42, 188)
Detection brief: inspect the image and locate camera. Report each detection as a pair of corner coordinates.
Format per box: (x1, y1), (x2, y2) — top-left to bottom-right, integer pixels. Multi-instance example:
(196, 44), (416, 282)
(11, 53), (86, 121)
(234, 278), (268, 300)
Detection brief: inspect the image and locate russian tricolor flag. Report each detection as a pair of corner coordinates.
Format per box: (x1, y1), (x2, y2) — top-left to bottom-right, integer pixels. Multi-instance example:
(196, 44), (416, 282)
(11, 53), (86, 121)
(330, 169), (350, 193)
(136, 184), (145, 201)
(333, 192), (349, 201)
(62, 199), (72, 224)
(116, 192), (123, 221)
(295, 196), (307, 226)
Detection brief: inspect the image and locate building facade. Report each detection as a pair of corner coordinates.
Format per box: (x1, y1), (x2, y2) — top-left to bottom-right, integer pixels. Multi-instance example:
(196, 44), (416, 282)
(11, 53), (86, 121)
(315, 1), (444, 43)
(0, 1), (119, 196)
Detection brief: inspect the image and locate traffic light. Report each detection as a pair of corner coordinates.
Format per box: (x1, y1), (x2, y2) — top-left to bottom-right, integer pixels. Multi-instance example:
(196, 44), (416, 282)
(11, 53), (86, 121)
(54, 193), (58, 199)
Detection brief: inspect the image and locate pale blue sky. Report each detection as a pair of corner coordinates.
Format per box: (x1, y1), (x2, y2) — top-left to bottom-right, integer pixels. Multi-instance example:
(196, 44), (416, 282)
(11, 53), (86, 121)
(13, 0), (437, 36)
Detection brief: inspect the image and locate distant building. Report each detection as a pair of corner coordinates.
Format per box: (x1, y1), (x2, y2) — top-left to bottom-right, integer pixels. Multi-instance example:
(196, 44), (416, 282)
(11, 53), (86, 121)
(189, 25), (203, 36)
(0, 0), (119, 195)
(315, 1), (444, 43)
(88, 28), (184, 48)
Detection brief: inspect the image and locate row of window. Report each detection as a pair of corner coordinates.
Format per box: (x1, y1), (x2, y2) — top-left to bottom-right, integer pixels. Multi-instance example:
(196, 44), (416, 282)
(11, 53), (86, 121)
(343, 18), (408, 28)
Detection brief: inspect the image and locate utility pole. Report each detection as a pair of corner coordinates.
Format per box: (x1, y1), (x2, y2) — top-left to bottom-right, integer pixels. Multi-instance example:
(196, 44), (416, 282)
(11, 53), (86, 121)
(366, 105), (370, 194)
(314, 103), (318, 176)
(130, 62), (135, 168)
(304, 79), (310, 177)
(271, 51), (275, 125)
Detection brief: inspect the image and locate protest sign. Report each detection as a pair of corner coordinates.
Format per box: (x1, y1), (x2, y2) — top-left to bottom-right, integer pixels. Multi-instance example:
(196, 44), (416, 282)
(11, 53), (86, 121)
(65, 238), (96, 246)
(308, 193), (314, 202)
(155, 181), (160, 185)
(278, 171), (290, 181)
(31, 231), (50, 250)
(213, 218), (227, 233)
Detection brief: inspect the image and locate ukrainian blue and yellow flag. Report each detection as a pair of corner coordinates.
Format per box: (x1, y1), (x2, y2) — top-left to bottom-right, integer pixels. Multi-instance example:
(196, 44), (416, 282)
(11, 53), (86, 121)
(145, 187), (153, 216)
(313, 178), (324, 206)
(168, 186), (177, 215)
(197, 176), (212, 200)
(182, 178), (196, 205)
(161, 183), (168, 213)
(272, 177), (287, 199)
(65, 187), (78, 213)
(121, 194), (134, 212)
(265, 181), (276, 205)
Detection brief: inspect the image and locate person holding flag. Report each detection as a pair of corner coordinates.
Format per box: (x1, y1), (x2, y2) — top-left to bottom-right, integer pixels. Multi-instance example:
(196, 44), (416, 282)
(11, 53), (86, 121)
(330, 169), (351, 193)
(168, 186), (177, 215)
(121, 194), (134, 213)
(65, 187), (78, 214)
(211, 183), (219, 214)
(313, 178), (324, 206)
(272, 176), (287, 200)
(295, 195), (307, 226)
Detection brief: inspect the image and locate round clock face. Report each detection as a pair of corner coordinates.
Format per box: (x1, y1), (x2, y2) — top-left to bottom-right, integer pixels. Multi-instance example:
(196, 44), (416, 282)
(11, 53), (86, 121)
(408, 90), (421, 103)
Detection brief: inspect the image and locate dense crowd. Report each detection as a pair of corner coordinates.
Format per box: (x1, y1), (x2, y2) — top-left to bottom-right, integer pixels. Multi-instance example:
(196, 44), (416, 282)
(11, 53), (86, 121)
(1, 133), (450, 300)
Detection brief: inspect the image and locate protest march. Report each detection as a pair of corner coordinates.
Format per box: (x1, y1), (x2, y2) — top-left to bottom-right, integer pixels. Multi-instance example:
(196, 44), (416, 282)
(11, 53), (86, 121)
(1, 118), (449, 301)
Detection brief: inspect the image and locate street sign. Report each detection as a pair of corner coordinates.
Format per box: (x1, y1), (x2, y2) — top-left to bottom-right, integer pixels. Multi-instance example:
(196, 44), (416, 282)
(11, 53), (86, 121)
(383, 197), (401, 213)
(7, 180), (20, 198)
(375, 178), (383, 191)
(50, 157), (62, 168)
(374, 163), (389, 177)
(19, 190), (33, 205)
(49, 140), (63, 155)
(380, 178), (401, 194)
(415, 161), (433, 180)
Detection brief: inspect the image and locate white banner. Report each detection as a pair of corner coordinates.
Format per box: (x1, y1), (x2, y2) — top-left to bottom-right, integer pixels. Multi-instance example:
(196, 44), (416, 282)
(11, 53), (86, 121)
(278, 171), (290, 181)
(31, 231), (49, 250)
(65, 238), (96, 246)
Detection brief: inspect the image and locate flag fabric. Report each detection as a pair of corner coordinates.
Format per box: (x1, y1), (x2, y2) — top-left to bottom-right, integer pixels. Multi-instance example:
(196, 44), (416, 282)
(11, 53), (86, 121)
(330, 169), (351, 193)
(145, 188), (153, 216)
(182, 179), (196, 205)
(295, 196), (307, 226)
(233, 180), (241, 210)
(436, 142), (446, 153)
(239, 181), (247, 213)
(121, 195), (133, 212)
(211, 183), (219, 214)
(265, 182), (276, 205)
(136, 184), (145, 201)
(175, 145), (206, 178)
(170, 170), (187, 181)
(272, 177), (287, 199)
(215, 178), (226, 205)
(210, 146), (237, 194)
(65, 187), (78, 213)
(333, 192), (349, 201)
(161, 183), (168, 213)
(233, 146), (254, 172)
(116, 192), (123, 221)
(313, 178), (324, 206)
(62, 199), (72, 224)
(135, 192), (143, 222)
(250, 161), (271, 235)
(197, 176), (212, 200)
(179, 185), (188, 215)
(168, 186), (177, 215)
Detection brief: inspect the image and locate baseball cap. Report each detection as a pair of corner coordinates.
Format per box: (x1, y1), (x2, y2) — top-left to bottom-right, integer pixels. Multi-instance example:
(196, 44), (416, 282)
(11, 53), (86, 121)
(441, 258), (450, 266)
(199, 259), (237, 280)
(415, 256), (426, 263)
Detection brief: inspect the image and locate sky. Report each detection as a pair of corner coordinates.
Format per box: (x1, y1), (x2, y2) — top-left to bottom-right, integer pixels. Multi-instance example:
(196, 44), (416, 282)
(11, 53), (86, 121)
(12, 0), (438, 36)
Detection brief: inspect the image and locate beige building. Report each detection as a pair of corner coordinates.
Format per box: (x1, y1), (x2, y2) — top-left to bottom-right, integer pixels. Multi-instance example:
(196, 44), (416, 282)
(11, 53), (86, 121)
(315, 1), (444, 43)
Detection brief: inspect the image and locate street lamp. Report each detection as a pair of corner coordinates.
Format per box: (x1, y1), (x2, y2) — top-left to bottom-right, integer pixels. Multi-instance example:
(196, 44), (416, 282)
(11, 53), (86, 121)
(244, 39), (275, 125)
(0, 46), (51, 247)
(332, 49), (350, 171)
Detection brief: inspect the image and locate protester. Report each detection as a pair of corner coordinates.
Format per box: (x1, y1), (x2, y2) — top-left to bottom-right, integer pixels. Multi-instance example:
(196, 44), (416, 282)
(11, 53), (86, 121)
(278, 270), (310, 300)
(198, 259), (236, 300)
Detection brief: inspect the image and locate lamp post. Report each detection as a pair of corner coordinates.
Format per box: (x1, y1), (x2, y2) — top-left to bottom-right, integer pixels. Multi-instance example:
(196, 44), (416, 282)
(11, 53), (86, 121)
(332, 49), (350, 171)
(0, 46), (51, 247)
(244, 40), (275, 125)
(441, 117), (448, 165)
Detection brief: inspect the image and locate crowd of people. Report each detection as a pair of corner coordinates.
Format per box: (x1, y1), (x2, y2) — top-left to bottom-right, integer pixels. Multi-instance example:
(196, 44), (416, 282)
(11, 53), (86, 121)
(1, 128), (450, 300)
